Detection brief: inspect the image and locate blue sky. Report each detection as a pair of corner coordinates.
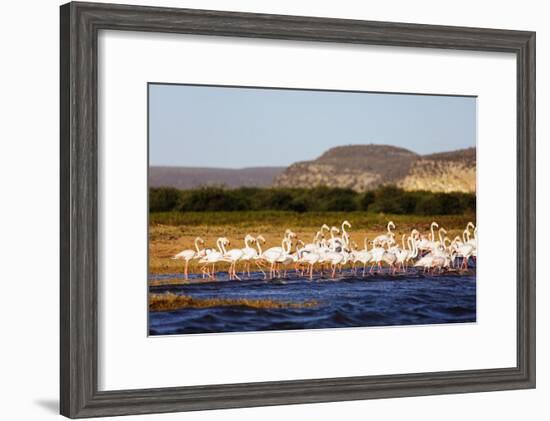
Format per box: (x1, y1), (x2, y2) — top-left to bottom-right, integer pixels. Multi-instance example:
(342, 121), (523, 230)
(149, 84), (476, 168)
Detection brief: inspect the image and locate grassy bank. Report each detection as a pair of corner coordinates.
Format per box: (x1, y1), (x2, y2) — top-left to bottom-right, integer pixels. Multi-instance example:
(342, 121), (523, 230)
(149, 211), (475, 275)
(149, 292), (318, 312)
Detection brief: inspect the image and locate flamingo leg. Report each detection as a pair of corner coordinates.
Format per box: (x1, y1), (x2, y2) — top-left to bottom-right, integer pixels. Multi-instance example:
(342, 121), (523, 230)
(256, 261), (266, 279)
(234, 264), (241, 281)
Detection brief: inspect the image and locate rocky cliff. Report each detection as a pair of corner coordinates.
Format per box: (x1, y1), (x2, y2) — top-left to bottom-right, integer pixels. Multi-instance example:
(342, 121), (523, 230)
(272, 144), (475, 193)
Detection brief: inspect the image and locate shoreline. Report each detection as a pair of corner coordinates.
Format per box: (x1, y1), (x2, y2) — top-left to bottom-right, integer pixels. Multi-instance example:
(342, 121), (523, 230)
(148, 268), (476, 287)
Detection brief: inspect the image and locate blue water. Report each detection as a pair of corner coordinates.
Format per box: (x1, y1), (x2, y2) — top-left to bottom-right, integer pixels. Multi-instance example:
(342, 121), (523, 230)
(149, 269), (476, 335)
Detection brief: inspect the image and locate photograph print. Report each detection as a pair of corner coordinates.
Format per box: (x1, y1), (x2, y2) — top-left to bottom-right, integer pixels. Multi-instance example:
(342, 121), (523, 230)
(148, 84), (477, 336)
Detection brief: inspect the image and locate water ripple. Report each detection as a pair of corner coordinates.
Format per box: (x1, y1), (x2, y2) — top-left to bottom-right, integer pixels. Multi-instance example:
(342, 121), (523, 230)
(149, 271), (476, 335)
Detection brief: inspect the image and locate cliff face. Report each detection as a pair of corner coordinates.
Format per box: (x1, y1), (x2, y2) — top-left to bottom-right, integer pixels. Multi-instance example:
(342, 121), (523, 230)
(273, 145), (476, 193)
(398, 148), (476, 192)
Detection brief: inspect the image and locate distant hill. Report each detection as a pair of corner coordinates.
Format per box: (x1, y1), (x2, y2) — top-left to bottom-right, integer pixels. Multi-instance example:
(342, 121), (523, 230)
(273, 144), (476, 193)
(149, 166), (285, 189)
(150, 145), (476, 193)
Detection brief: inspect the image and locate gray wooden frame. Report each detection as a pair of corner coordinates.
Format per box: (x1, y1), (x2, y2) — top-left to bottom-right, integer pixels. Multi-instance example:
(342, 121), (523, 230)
(60, 1), (536, 418)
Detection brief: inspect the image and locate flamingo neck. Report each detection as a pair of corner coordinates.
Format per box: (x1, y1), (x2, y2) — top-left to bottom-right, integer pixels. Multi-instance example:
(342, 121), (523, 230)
(341, 223), (349, 238)
(342, 232), (350, 248)
(194, 238), (201, 253)
(411, 236), (418, 257)
(283, 239), (291, 254)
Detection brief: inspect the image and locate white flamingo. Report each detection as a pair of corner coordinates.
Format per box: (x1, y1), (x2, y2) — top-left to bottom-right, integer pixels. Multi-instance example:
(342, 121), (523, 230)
(373, 221), (396, 247)
(260, 237), (291, 279)
(456, 242), (475, 270)
(341, 220), (352, 249)
(224, 239), (245, 281)
(404, 235), (419, 270)
(277, 238), (297, 277)
(369, 243), (387, 273)
(354, 237), (373, 276)
(239, 234), (258, 278)
(172, 237), (204, 279)
(253, 235), (267, 277)
(395, 235), (412, 272)
(327, 226), (343, 251)
(438, 227), (447, 245)
(198, 237), (229, 280)
(382, 249), (398, 274)
(299, 249), (322, 280)
(414, 253), (436, 272)
(302, 230), (324, 253)
(322, 249), (346, 278)
(417, 221), (439, 253)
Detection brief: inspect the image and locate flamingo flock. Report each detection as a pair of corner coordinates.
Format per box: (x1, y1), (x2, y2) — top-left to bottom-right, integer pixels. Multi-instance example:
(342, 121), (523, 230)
(172, 220), (477, 281)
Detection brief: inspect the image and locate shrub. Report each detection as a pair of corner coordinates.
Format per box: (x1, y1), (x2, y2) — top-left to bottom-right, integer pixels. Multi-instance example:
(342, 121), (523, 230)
(369, 186), (417, 214)
(359, 191), (375, 211)
(178, 187), (250, 211)
(149, 185), (475, 215)
(149, 187), (181, 212)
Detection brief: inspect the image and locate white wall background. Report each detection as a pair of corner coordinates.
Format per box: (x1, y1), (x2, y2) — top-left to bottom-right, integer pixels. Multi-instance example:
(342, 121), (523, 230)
(0, 0), (545, 420)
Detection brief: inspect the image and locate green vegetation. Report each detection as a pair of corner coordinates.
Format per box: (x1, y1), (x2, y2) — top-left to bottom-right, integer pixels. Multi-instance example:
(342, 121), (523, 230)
(149, 211), (474, 230)
(150, 185), (475, 216)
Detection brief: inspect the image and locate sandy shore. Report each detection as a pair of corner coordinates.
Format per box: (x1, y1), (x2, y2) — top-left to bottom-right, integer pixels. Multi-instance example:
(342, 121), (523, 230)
(149, 212), (475, 275)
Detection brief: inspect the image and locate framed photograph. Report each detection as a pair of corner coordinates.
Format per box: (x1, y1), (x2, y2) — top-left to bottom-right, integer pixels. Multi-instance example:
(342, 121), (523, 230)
(147, 83), (480, 335)
(60, 1), (535, 418)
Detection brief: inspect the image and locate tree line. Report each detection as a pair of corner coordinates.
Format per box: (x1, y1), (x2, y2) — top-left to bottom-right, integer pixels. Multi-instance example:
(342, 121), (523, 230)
(150, 185), (475, 215)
